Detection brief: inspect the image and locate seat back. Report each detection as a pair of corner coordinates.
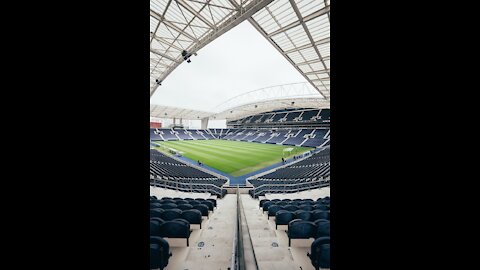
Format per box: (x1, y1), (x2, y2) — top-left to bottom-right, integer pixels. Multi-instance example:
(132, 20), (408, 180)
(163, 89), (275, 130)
(181, 209), (202, 225)
(259, 199), (269, 208)
(316, 221), (330, 238)
(177, 204), (193, 211)
(150, 236), (171, 269)
(312, 210), (329, 221)
(284, 205), (298, 212)
(160, 209), (182, 221)
(192, 204), (209, 216)
(150, 203), (163, 209)
(298, 204), (313, 211)
(206, 198), (217, 207)
(288, 220), (317, 239)
(267, 205), (283, 217)
(313, 204), (328, 211)
(294, 210), (312, 221)
(150, 208), (164, 218)
(176, 200), (189, 205)
(159, 220), (191, 238)
(275, 210), (295, 226)
(200, 201), (214, 211)
(161, 199), (176, 204)
(262, 201), (273, 211)
(160, 203), (177, 210)
(309, 237), (330, 269)
(150, 220), (162, 236)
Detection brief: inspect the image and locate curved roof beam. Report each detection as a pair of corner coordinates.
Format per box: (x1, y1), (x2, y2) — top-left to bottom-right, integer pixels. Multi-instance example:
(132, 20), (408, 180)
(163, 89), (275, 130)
(150, 0), (275, 97)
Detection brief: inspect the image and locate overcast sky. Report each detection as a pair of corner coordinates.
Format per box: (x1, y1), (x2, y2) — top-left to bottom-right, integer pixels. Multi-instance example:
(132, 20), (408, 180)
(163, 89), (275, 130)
(150, 20), (311, 112)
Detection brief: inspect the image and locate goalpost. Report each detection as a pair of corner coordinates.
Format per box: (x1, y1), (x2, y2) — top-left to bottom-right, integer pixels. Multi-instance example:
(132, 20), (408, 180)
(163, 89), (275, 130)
(154, 142), (183, 156)
(282, 147), (296, 158)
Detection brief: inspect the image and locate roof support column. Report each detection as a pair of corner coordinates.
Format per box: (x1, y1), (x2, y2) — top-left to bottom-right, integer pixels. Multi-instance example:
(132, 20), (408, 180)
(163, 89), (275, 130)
(201, 117), (209, 129)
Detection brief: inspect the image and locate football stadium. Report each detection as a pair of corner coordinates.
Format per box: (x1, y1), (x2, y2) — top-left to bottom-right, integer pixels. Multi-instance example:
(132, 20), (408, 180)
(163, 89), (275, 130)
(150, 0), (330, 269)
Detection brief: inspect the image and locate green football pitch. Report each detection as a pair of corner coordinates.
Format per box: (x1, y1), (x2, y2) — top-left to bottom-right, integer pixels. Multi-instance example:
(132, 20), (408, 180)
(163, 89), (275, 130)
(156, 139), (313, 177)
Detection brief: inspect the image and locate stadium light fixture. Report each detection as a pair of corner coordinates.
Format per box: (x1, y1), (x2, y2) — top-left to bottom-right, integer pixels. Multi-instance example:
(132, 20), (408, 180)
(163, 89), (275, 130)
(182, 50), (193, 63)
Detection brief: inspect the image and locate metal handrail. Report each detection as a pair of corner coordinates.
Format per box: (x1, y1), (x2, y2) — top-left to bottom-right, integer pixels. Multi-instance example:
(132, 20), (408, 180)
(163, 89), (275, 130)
(252, 179), (330, 197)
(150, 177), (226, 197)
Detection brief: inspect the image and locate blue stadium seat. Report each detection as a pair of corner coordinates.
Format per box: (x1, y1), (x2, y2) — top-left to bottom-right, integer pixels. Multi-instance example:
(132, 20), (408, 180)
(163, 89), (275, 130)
(312, 210), (329, 221)
(313, 204), (328, 211)
(160, 209), (182, 221)
(177, 204), (193, 211)
(160, 203), (177, 210)
(316, 221), (330, 238)
(150, 242), (170, 270)
(175, 200), (189, 205)
(275, 210), (295, 229)
(267, 205), (283, 219)
(307, 237), (330, 270)
(161, 199), (176, 204)
(287, 220), (317, 246)
(150, 209), (164, 218)
(294, 210), (312, 221)
(150, 220), (162, 237)
(262, 201), (274, 212)
(180, 209), (203, 229)
(150, 203), (163, 209)
(284, 205), (298, 212)
(192, 204), (209, 218)
(200, 201), (214, 212)
(298, 204), (313, 211)
(158, 220), (192, 246)
(207, 198), (217, 208)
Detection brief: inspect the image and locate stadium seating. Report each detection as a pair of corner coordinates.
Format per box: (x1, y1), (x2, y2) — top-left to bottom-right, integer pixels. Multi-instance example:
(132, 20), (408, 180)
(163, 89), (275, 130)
(227, 108), (329, 126)
(151, 127), (329, 147)
(287, 220), (317, 246)
(150, 150), (227, 197)
(158, 220), (192, 246)
(150, 236), (172, 270)
(307, 237), (330, 270)
(275, 210), (295, 229)
(248, 149), (330, 197)
(150, 108), (329, 149)
(181, 209), (203, 228)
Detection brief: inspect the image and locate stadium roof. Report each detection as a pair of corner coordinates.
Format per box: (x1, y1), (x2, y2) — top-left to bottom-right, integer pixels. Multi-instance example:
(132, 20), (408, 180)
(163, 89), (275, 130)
(212, 97), (329, 120)
(151, 82), (328, 120)
(150, 0), (330, 99)
(150, 104), (213, 119)
(151, 98), (327, 120)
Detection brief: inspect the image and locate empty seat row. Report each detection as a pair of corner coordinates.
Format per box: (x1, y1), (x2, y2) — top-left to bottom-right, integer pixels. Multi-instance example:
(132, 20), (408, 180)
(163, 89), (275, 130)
(261, 201), (330, 213)
(152, 197), (217, 206)
(150, 218), (192, 246)
(260, 197), (329, 207)
(150, 205), (208, 228)
(151, 198), (216, 212)
(275, 209), (329, 228)
(287, 219), (330, 247)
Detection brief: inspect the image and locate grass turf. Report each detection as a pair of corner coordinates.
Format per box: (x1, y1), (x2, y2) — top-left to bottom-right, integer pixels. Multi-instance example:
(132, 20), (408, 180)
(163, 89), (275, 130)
(156, 139), (313, 177)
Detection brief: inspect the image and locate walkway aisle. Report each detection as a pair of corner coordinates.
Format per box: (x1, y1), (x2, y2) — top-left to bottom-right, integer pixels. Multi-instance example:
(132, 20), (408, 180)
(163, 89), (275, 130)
(240, 194), (315, 270)
(165, 194), (237, 270)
